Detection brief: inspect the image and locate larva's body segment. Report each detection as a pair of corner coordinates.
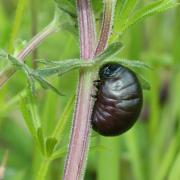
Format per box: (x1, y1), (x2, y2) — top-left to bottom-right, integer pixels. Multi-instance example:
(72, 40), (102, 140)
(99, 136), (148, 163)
(91, 63), (143, 136)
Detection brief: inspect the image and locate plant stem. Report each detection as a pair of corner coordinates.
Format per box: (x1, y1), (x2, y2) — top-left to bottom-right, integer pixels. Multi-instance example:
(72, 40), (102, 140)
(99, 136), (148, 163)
(30, 0), (38, 69)
(36, 158), (51, 180)
(63, 0), (96, 179)
(64, 0), (115, 179)
(0, 22), (57, 88)
(94, 0), (115, 56)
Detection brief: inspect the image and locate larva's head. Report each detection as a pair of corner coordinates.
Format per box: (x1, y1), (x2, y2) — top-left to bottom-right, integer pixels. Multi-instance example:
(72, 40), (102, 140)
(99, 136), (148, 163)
(99, 63), (124, 80)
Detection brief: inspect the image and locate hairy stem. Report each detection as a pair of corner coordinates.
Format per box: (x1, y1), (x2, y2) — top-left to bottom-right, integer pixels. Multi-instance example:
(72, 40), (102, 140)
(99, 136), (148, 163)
(63, 0), (96, 179)
(94, 0), (116, 56)
(0, 23), (57, 88)
(64, 0), (116, 179)
(64, 70), (94, 180)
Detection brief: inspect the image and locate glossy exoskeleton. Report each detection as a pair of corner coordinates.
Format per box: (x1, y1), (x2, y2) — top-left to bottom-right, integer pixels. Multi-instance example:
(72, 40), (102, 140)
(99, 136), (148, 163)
(91, 63), (143, 136)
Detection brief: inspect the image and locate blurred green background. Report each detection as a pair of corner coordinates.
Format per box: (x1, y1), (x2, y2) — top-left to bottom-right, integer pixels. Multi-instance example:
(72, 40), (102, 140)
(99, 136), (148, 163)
(0, 0), (180, 180)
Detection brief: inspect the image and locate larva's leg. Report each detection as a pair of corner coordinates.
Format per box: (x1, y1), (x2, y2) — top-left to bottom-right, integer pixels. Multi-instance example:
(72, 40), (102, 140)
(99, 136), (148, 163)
(93, 80), (101, 89)
(91, 94), (98, 99)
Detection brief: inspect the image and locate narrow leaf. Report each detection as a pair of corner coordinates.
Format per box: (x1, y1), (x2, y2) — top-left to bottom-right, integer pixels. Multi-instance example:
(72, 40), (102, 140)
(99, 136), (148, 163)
(123, 0), (179, 32)
(53, 3), (77, 35)
(117, 0), (139, 29)
(7, 54), (31, 75)
(26, 89), (41, 128)
(50, 146), (67, 160)
(52, 94), (75, 140)
(7, 54), (23, 68)
(89, 145), (107, 153)
(20, 98), (36, 136)
(20, 88), (41, 137)
(95, 42), (124, 63)
(137, 74), (151, 90)
(35, 59), (64, 65)
(168, 151), (180, 180)
(113, 0), (126, 34)
(0, 49), (8, 59)
(35, 59), (92, 77)
(55, 0), (76, 18)
(37, 127), (45, 155)
(103, 58), (152, 69)
(32, 74), (64, 96)
(45, 137), (58, 156)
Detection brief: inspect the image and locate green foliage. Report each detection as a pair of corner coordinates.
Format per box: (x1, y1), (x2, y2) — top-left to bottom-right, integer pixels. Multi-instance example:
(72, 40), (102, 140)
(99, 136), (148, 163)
(0, 0), (179, 179)
(123, 0), (179, 32)
(112, 0), (179, 41)
(19, 88), (75, 178)
(37, 127), (46, 154)
(8, 0), (27, 53)
(20, 96), (37, 137)
(54, 0), (77, 35)
(4, 53), (63, 95)
(55, 0), (76, 17)
(45, 137), (58, 156)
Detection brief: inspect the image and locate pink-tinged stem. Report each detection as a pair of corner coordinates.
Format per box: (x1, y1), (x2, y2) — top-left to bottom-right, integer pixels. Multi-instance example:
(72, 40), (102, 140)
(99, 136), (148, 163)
(0, 23), (56, 87)
(63, 0), (96, 179)
(94, 0), (114, 56)
(64, 0), (115, 179)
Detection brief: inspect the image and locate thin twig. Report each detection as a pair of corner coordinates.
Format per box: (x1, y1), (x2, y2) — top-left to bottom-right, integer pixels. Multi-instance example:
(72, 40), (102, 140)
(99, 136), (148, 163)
(0, 23), (57, 88)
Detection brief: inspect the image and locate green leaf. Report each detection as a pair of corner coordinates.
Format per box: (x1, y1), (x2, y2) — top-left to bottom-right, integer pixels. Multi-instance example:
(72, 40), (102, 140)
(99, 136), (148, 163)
(137, 74), (151, 90)
(111, 0), (179, 41)
(122, 0), (179, 33)
(117, 0), (139, 30)
(95, 42), (124, 63)
(45, 137), (58, 157)
(103, 58), (152, 70)
(89, 145), (107, 153)
(35, 59), (62, 65)
(20, 97), (36, 137)
(168, 151), (180, 180)
(32, 74), (64, 96)
(50, 146), (67, 160)
(8, 0), (27, 53)
(36, 59), (83, 76)
(27, 76), (36, 95)
(25, 89), (41, 128)
(113, 0), (126, 33)
(32, 43), (123, 78)
(55, 0), (76, 18)
(0, 49), (8, 59)
(35, 59), (93, 77)
(20, 90), (45, 155)
(6, 54), (64, 95)
(53, 2), (77, 35)
(52, 94), (75, 140)
(111, 0), (138, 41)
(7, 54), (23, 68)
(20, 89), (41, 135)
(37, 127), (45, 155)
(7, 54), (31, 75)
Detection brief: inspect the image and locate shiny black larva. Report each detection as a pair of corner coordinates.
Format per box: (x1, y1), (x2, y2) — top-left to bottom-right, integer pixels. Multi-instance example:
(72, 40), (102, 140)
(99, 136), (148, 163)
(91, 63), (143, 136)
